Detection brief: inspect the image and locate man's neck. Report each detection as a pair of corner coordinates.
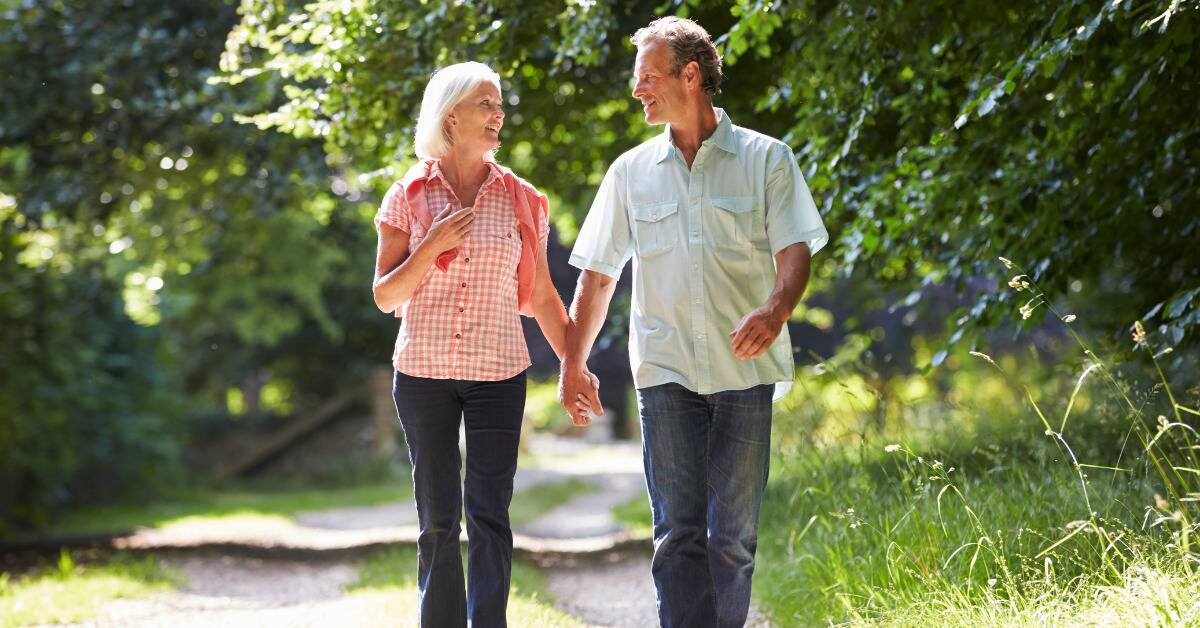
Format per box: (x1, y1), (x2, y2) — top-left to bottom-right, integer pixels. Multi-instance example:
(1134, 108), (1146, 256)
(668, 101), (718, 168)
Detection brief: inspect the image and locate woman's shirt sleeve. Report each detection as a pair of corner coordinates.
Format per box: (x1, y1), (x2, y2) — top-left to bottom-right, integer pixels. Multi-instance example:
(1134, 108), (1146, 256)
(375, 182), (411, 233)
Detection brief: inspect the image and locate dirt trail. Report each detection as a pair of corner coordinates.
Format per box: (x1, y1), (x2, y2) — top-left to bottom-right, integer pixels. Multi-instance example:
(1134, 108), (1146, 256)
(65, 435), (769, 627)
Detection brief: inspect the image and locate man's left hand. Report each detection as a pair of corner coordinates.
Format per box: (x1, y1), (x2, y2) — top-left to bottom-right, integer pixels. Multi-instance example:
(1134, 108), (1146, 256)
(729, 304), (787, 361)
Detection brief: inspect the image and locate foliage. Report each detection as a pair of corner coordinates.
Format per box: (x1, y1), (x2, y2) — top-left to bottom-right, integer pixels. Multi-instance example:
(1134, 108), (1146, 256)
(719, 0), (1200, 354)
(223, 0), (1199, 354)
(0, 0), (395, 528)
(0, 230), (182, 532)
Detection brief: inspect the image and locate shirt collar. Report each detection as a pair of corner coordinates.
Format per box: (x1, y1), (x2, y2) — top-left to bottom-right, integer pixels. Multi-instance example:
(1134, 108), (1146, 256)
(429, 159), (506, 191)
(654, 107), (737, 164)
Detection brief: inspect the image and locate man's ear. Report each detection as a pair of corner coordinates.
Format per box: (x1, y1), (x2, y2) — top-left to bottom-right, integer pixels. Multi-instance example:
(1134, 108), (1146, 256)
(684, 61), (701, 91)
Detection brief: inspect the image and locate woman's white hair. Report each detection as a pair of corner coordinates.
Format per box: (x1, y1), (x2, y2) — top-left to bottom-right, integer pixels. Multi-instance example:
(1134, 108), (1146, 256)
(413, 62), (502, 160)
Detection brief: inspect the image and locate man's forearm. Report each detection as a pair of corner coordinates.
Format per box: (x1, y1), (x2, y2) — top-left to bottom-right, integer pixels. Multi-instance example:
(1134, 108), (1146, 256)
(564, 270), (618, 366)
(765, 242), (812, 323)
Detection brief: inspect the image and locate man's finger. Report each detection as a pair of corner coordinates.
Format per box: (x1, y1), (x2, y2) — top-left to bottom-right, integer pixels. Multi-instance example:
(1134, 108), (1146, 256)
(731, 326), (755, 354)
(736, 331), (764, 359)
(740, 336), (767, 360)
(584, 384), (603, 417)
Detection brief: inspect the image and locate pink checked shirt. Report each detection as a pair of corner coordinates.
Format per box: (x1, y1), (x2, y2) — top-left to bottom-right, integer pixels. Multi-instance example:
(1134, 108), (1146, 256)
(375, 160), (549, 381)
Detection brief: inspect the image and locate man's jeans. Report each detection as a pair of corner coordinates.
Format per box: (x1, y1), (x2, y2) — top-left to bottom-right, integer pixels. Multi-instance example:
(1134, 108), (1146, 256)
(392, 369), (526, 628)
(637, 383), (774, 628)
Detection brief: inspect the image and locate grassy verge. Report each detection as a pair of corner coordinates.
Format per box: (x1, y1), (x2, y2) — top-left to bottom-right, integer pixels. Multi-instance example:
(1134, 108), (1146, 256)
(612, 494), (652, 535)
(41, 481), (413, 537)
(753, 435), (1199, 625)
(510, 478), (597, 527)
(348, 547), (582, 626)
(0, 551), (181, 627)
(37, 474), (593, 540)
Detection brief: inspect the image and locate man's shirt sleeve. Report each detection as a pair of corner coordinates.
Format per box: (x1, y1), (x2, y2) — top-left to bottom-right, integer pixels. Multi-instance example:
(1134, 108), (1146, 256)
(569, 160), (634, 278)
(764, 143), (829, 257)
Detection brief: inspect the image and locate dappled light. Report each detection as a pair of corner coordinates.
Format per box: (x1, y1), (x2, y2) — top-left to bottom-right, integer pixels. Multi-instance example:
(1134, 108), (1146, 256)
(2, 0), (1197, 626)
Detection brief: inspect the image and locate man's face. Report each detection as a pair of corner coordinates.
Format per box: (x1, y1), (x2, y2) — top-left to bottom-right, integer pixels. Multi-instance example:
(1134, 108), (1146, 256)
(632, 39), (690, 126)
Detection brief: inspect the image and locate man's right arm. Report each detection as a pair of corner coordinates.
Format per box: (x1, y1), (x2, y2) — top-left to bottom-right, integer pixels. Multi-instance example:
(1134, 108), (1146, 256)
(559, 270), (618, 425)
(559, 157), (631, 425)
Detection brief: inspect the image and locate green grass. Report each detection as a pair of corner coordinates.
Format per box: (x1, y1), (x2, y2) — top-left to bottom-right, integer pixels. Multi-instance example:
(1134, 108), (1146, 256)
(612, 493), (652, 535)
(38, 475), (592, 541)
(509, 478), (597, 527)
(41, 481), (413, 537)
(0, 551), (181, 627)
(752, 432), (1199, 625)
(348, 547), (582, 626)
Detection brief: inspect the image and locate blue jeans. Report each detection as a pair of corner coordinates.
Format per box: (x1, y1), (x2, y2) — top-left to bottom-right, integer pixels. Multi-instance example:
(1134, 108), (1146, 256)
(637, 383), (774, 628)
(392, 369), (526, 628)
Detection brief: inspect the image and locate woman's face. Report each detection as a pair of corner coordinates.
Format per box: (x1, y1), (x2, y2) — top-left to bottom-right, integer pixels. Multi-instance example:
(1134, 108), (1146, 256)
(447, 81), (504, 156)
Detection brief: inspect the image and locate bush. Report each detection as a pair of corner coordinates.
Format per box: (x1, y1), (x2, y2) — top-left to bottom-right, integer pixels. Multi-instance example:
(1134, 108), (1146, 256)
(0, 246), (183, 535)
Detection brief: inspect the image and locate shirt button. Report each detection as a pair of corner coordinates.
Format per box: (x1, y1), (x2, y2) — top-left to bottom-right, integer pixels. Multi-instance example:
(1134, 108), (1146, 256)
(695, 334), (704, 340)
(691, 231), (699, 238)
(651, 213), (657, 220)
(694, 298), (701, 304)
(459, 307), (465, 313)
(461, 282), (467, 288)
(692, 263), (699, 270)
(455, 333), (462, 339)
(464, 257), (470, 263)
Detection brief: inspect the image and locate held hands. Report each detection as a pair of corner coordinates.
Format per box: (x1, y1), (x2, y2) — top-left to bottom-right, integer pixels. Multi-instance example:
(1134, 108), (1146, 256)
(558, 363), (603, 427)
(729, 303), (788, 361)
(423, 203), (474, 254)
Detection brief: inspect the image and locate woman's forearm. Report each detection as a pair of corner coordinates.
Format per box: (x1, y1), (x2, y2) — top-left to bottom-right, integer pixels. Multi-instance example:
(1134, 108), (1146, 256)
(535, 283), (571, 357)
(373, 240), (441, 314)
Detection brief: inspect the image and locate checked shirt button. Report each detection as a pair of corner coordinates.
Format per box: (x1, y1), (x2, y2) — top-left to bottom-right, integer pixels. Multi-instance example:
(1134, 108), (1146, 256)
(455, 333), (462, 339)
(461, 282), (467, 288)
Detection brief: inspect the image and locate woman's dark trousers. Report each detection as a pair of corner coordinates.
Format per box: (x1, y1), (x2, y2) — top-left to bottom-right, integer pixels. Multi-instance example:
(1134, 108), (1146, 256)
(392, 369), (526, 628)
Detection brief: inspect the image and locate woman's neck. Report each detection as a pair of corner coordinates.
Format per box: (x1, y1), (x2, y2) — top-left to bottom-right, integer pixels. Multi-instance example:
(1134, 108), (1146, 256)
(439, 149), (490, 192)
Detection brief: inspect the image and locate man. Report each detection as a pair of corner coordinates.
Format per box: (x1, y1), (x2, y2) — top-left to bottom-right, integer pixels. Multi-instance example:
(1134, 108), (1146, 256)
(558, 16), (829, 628)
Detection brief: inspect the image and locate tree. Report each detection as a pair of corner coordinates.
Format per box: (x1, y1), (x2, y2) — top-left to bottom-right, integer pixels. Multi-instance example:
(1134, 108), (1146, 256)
(221, 0), (1199, 356)
(0, 0), (392, 528)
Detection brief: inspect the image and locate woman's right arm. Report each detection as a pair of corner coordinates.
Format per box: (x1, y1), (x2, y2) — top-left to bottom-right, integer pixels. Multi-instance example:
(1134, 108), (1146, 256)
(373, 205), (474, 314)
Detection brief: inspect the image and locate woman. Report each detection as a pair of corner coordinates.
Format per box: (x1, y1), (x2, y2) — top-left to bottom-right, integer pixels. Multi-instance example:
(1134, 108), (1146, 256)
(371, 62), (593, 627)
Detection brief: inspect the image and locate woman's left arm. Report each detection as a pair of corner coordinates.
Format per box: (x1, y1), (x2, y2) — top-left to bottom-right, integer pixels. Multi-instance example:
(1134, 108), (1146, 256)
(530, 243), (570, 360)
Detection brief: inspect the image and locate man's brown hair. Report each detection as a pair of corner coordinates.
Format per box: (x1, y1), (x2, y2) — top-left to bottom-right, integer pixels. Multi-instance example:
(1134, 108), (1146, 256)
(631, 16), (723, 95)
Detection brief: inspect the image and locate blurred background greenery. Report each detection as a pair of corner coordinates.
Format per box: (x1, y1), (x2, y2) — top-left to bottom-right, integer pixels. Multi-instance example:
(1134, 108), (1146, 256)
(1, 3), (1198, 619)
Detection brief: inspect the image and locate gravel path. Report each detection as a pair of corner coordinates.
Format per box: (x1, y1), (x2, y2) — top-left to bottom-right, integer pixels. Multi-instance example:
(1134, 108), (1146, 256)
(87, 555), (372, 627)
(542, 555), (772, 627)
(70, 435), (772, 627)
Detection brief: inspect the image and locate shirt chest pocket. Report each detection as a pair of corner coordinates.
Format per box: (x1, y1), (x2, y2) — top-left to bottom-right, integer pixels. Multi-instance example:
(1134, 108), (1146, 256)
(631, 200), (679, 258)
(486, 224), (522, 273)
(710, 195), (765, 250)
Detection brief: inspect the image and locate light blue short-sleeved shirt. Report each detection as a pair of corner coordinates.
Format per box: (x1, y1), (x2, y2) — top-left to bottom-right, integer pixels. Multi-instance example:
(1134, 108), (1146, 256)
(570, 108), (829, 402)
